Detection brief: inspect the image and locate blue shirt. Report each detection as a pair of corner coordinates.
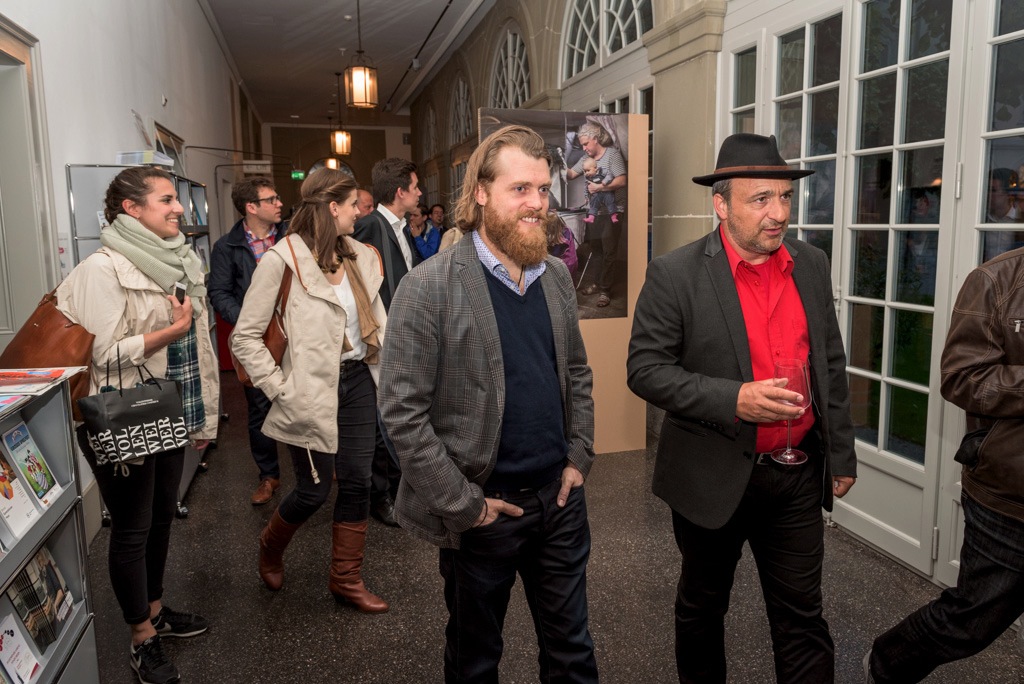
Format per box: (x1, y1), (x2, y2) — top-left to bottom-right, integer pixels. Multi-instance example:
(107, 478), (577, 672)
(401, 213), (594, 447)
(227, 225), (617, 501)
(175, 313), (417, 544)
(472, 230), (546, 294)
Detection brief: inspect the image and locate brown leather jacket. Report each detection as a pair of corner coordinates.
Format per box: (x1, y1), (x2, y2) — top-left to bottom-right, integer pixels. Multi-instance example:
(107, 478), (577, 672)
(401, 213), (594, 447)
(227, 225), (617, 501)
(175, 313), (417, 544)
(940, 247), (1024, 522)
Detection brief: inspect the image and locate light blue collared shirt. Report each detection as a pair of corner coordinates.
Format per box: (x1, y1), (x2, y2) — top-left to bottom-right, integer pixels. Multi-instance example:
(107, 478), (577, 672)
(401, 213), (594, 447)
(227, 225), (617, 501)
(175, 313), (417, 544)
(471, 230), (546, 294)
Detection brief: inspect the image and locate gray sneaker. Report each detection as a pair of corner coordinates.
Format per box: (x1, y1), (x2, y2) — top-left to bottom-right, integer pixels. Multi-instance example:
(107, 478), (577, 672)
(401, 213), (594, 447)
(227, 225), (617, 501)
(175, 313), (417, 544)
(130, 635), (180, 684)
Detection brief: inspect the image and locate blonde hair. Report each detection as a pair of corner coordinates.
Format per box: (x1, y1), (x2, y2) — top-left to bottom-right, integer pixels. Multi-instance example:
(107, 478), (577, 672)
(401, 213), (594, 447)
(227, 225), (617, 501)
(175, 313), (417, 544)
(453, 125), (551, 233)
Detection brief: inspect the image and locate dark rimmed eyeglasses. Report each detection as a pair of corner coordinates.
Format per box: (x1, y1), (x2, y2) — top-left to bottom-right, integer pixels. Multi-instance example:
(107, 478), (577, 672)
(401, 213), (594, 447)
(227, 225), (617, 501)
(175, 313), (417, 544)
(253, 195), (282, 205)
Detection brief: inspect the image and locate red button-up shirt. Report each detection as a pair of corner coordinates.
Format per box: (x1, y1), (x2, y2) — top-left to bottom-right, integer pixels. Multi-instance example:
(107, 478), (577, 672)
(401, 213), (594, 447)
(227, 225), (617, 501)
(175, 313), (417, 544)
(720, 226), (814, 452)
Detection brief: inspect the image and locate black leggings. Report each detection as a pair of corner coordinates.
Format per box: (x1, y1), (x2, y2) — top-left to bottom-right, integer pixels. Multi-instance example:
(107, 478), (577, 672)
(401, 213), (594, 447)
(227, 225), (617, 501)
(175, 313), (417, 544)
(77, 426), (183, 626)
(278, 361), (377, 524)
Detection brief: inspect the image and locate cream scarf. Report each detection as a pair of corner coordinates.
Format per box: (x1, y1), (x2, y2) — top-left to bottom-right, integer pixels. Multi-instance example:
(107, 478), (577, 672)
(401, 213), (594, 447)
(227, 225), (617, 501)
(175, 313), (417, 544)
(101, 214), (207, 301)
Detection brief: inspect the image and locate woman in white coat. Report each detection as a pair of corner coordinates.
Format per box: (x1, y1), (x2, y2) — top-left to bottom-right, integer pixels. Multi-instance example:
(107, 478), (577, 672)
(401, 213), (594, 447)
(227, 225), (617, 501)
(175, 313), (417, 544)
(57, 166), (219, 684)
(231, 168), (389, 612)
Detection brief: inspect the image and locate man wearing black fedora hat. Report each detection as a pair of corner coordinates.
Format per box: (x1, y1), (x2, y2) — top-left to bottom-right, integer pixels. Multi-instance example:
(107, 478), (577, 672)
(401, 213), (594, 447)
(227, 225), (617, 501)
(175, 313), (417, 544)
(627, 132), (856, 683)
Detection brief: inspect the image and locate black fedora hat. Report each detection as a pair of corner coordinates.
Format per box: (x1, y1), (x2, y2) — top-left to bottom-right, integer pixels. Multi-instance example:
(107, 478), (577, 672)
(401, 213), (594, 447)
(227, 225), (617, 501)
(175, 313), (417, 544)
(692, 133), (814, 187)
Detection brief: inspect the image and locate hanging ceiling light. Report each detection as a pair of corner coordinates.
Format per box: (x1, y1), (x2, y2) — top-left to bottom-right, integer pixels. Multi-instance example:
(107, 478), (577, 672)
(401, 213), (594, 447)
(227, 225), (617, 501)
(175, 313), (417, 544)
(344, 0), (378, 108)
(325, 157), (340, 170)
(332, 72), (352, 155)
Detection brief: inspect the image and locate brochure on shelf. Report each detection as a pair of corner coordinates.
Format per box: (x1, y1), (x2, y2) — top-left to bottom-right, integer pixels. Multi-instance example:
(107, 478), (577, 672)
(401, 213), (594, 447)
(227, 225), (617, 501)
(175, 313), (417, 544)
(0, 450), (39, 542)
(0, 613), (39, 683)
(6, 546), (73, 653)
(0, 423), (62, 508)
(0, 368), (87, 397)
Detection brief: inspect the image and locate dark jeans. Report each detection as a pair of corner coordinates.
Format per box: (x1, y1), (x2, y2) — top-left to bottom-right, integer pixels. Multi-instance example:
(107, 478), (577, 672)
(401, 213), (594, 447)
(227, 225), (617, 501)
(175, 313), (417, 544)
(370, 408), (401, 502)
(869, 492), (1024, 683)
(592, 212), (623, 294)
(243, 383), (279, 480)
(672, 456), (833, 684)
(586, 191), (617, 217)
(439, 479), (598, 684)
(277, 361), (376, 524)
(77, 426), (183, 626)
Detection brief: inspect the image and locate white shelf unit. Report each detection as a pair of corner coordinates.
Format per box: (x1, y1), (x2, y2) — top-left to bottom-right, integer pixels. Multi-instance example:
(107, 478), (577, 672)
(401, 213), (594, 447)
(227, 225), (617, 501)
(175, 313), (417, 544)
(0, 379), (99, 684)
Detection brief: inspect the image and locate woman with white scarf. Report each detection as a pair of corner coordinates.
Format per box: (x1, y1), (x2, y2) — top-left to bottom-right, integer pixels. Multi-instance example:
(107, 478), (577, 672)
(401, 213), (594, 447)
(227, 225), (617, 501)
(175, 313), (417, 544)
(57, 167), (219, 684)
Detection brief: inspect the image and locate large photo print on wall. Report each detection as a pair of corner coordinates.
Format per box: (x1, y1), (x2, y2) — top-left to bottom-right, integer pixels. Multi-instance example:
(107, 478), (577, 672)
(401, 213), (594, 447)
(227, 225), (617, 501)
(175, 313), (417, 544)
(480, 109), (630, 320)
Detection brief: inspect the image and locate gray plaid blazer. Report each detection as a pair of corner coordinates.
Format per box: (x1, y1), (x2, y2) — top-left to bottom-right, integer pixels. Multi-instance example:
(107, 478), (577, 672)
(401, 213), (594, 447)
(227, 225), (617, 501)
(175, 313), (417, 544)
(379, 236), (595, 548)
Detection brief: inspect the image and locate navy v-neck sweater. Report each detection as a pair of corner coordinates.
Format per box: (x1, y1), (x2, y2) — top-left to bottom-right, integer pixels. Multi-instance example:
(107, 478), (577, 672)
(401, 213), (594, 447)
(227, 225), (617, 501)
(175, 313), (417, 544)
(483, 269), (567, 492)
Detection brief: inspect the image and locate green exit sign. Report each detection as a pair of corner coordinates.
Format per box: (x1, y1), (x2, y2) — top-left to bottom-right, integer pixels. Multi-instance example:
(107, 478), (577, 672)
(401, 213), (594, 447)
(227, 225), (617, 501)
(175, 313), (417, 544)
(291, 170), (306, 180)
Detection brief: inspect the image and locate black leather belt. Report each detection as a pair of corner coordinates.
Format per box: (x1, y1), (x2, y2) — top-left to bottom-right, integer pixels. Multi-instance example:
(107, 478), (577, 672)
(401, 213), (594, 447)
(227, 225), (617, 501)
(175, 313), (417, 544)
(339, 359), (365, 377)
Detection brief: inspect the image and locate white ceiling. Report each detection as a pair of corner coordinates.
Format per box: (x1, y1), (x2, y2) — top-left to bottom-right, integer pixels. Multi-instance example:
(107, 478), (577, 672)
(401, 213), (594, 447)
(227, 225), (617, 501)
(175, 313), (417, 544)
(202, 0), (494, 124)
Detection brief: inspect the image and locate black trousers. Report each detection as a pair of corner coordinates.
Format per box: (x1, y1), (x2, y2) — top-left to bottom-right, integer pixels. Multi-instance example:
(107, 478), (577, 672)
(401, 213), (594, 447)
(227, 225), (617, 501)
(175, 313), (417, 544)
(370, 408), (401, 501)
(242, 383), (279, 480)
(277, 361), (377, 524)
(78, 426), (183, 626)
(439, 479), (598, 684)
(671, 455), (833, 684)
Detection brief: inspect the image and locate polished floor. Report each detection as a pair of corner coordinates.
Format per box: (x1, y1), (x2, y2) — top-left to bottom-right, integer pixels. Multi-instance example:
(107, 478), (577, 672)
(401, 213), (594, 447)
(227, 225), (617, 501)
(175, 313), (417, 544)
(89, 372), (1024, 683)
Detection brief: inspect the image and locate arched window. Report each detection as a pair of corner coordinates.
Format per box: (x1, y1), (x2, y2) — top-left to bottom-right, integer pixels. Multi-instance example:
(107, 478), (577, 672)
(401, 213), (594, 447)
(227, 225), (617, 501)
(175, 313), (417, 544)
(450, 76), (473, 144)
(423, 105), (438, 159)
(491, 28), (530, 109)
(564, 0), (654, 80)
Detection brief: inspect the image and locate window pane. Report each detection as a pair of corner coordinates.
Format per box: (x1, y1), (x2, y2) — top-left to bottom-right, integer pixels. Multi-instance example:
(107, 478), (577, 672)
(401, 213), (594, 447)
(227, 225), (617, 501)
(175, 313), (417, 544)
(812, 14), (843, 86)
(887, 385), (928, 463)
(856, 153), (893, 223)
(734, 110), (756, 134)
(892, 309), (933, 382)
(849, 305), (885, 372)
(860, 72), (897, 149)
(790, 176), (801, 223)
(997, 0), (1024, 36)
(863, 0), (901, 73)
(803, 230), (834, 261)
(806, 159), (837, 224)
(809, 87), (839, 155)
(852, 231), (889, 299)
(897, 232), (937, 301)
(991, 39), (1024, 132)
(984, 137), (1024, 223)
(776, 98), (803, 159)
(849, 374), (881, 446)
(736, 48), (757, 107)
(778, 29), (805, 96)
(900, 146), (944, 225)
(981, 231), (1024, 262)
(896, 232), (941, 294)
(904, 61), (949, 143)
(907, 0), (953, 60)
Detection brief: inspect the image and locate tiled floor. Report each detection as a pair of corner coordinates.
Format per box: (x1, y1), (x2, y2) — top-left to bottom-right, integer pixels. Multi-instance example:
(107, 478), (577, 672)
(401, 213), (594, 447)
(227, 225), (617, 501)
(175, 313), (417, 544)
(89, 372), (1024, 683)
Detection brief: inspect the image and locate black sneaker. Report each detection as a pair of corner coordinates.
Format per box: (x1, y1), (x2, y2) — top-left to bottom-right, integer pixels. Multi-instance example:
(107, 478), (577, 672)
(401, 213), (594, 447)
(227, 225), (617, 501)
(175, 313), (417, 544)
(151, 605), (209, 638)
(130, 635), (179, 684)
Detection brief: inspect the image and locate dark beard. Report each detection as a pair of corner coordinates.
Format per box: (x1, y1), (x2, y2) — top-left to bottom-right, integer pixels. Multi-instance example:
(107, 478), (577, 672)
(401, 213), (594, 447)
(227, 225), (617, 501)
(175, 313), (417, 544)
(483, 204), (552, 266)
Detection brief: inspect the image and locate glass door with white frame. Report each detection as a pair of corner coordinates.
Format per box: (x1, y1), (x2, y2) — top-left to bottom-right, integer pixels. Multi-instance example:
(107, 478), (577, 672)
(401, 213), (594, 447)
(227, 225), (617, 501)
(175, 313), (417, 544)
(720, 0), (967, 575)
(832, 0), (965, 574)
(933, 0), (1024, 586)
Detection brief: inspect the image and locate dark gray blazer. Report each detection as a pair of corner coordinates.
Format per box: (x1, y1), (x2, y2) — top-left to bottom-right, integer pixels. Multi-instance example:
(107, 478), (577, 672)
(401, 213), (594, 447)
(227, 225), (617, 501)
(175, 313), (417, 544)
(379, 236), (595, 548)
(352, 208), (422, 311)
(627, 229), (856, 530)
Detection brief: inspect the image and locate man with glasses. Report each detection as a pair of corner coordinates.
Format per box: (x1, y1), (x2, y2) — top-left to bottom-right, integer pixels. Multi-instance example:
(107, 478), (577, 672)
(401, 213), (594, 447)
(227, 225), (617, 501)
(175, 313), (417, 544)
(210, 178), (286, 506)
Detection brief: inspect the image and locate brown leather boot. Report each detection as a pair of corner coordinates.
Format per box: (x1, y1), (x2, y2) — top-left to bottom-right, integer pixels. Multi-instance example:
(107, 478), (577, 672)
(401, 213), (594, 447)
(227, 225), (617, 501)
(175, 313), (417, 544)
(329, 521), (389, 613)
(258, 509), (301, 591)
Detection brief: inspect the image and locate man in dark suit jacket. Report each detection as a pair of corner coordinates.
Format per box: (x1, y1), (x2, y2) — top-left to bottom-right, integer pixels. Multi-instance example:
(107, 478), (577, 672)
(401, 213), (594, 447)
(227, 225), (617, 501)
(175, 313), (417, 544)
(208, 177), (285, 506)
(627, 133), (857, 684)
(380, 125), (597, 682)
(352, 157), (422, 526)
(352, 157), (423, 311)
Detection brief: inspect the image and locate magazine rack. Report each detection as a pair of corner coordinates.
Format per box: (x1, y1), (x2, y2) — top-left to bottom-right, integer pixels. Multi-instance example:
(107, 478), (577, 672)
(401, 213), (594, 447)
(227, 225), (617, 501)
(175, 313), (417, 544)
(0, 377), (99, 683)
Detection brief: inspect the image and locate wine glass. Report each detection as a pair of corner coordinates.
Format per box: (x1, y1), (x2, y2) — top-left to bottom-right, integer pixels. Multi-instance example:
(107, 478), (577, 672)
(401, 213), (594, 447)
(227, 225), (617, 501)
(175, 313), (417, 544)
(771, 358), (812, 465)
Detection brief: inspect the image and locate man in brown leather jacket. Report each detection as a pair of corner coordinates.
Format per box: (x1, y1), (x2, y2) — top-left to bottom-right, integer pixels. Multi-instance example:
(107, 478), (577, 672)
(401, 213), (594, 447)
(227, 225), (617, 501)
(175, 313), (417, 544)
(865, 246), (1024, 683)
